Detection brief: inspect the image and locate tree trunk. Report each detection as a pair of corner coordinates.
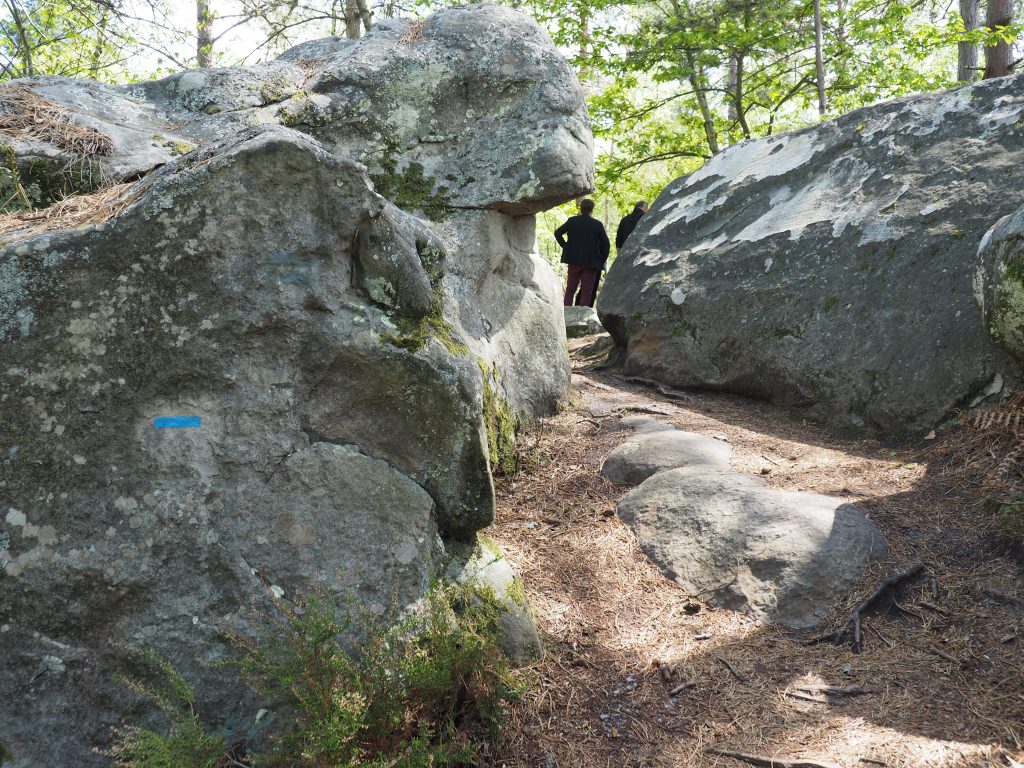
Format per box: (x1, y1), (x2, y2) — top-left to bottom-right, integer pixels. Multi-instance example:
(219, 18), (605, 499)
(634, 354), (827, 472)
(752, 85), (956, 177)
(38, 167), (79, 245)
(355, 0), (373, 35)
(197, 0), (214, 68)
(813, 0), (827, 118)
(344, 0), (360, 39)
(983, 0), (1014, 79)
(89, 7), (111, 77)
(959, 0), (981, 81)
(733, 54), (751, 137)
(6, 0), (33, 77)
(685, 52), (719, 155)
(727, 55), (738, 121)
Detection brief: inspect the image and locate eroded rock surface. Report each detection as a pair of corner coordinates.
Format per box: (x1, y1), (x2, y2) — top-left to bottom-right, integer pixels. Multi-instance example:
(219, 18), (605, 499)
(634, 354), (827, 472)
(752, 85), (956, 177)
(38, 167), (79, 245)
(617, 468), (887, 628)
(600, 75), (1024, 436)
(601, 429), (732, 485)
(0, 7), (592, 765)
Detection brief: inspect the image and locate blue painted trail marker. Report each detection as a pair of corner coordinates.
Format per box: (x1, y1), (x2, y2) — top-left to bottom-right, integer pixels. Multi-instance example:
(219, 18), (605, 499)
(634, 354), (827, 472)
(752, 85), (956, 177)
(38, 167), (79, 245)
(154, 416), (202, 429)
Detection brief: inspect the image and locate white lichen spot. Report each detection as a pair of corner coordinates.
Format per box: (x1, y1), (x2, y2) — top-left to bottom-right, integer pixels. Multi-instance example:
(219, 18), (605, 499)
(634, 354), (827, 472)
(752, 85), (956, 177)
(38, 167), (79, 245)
(6, 508), (26, 527)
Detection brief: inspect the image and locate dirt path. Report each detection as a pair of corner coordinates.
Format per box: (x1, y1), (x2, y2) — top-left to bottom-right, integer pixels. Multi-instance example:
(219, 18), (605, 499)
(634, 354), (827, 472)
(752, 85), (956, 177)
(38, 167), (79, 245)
(482, 337), (1024, 768)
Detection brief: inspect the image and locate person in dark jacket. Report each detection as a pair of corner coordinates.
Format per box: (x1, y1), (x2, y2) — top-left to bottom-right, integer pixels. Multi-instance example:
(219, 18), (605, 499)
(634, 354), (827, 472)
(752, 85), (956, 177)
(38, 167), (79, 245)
(555, 198), (611, 307)
(615, 201), (648, 250)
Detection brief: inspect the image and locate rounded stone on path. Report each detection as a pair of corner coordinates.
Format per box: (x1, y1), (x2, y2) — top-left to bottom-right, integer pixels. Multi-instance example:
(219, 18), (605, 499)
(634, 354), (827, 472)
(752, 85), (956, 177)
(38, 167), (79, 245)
(616, 468), (888, 629)
(564, 305), (604, 338)
(617, 415), (678, 433)
(601, 429), (732, 486)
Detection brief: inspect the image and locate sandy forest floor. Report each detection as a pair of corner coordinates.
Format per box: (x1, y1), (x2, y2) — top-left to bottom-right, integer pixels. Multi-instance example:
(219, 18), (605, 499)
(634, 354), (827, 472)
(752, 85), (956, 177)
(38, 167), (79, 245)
(481, 336), (1024, 768)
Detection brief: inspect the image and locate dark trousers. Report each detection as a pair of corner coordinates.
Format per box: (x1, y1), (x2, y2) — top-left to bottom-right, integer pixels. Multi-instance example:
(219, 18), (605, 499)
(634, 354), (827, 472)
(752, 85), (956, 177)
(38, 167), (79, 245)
(564, 265), (600, 307)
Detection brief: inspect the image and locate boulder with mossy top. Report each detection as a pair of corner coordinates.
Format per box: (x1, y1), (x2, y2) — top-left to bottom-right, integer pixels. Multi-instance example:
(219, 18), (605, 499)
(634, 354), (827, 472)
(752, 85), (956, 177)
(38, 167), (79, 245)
(449, 536), (543, 665)
(0, 6), (590, 765)
(599, 75), (1024, 436)
(976, 204), (1024, 361)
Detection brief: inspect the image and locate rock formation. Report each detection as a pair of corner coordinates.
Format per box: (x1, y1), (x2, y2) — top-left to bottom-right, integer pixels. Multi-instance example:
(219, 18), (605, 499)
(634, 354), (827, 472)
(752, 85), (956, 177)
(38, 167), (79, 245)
(976, 204), (1024, 360)
(605, 420), (887, 628)
(599, 75), (1024, 436)
(564, 305), (604, 338)
(0, 6), (592, 765)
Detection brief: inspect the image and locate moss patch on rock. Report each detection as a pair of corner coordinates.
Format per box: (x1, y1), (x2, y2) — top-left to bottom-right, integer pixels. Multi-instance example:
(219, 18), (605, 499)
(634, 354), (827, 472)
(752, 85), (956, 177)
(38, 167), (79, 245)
(380, 283), (467, 356)
(479, 361), (520, 476)
(369, 146), (452, 222)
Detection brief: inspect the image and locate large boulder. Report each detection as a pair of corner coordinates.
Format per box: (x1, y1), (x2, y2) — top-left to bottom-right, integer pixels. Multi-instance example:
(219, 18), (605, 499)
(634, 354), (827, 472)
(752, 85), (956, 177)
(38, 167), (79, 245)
(616, 468), (888, 628)
(600, 75), (1024, 436)
(0, 7), (592, 766)
(976, 204), (1024, 359)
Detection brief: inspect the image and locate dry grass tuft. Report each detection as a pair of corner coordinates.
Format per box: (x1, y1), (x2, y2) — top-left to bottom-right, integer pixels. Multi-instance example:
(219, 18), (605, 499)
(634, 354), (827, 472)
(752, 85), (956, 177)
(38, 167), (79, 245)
(0, 84), (114, 157)
(0, 182), (141, 242)
(399, 19), (428, 45)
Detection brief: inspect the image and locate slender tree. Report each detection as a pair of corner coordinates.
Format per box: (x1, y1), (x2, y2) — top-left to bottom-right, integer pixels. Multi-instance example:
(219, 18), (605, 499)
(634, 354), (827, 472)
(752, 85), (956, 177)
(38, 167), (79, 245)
(197, 0), (214, 67)
(813, 0), (827, 117)
(958, 0), (981, 81)
(983, 0), (1014, 78)
(4, 0), (32, 76)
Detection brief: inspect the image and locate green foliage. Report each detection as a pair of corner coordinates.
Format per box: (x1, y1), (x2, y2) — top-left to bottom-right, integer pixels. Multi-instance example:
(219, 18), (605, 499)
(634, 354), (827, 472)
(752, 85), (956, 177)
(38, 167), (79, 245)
(112, 584), (517, 768)
(108, 649), (230, 768)
(380, 284), (468, 356)
(996, 500), (1024, 546)
(0, 740), (12, 767)
(479, 361), (521, 477)
(237, 585), (516, 767)
(369, 150), (452, 223)
(0, 143), (39, 213)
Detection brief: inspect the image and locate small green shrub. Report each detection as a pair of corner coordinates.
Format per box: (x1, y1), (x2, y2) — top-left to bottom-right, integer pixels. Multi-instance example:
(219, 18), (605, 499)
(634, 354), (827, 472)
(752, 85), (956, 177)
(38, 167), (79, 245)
(107, 649), (231, 768)
(0, 144), (40, 213)
(995, 499), (1024, 547)
(1, 740), (13, 767)
(112, 583), (517, 768)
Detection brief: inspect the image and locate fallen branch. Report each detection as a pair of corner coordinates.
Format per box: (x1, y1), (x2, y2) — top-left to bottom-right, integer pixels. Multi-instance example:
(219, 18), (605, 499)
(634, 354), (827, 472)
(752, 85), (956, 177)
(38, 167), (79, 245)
(868, 624), (893, 649)
(705, 747), (841, 768)
(670, 681), (695, 696)
(926, 644), (960, 665)
(784, 691), (826, 704)
(624, 376), (692, 401)
(809, 564), (924, 651)
(716, 655), (745, 681)
(917, 600), (949, 616)
(795, 684), (876, 695)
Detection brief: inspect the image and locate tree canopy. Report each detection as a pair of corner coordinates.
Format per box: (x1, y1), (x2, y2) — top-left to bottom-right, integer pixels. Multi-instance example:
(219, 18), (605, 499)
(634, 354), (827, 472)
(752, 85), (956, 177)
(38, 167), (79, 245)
(1, 0), (1021, 218)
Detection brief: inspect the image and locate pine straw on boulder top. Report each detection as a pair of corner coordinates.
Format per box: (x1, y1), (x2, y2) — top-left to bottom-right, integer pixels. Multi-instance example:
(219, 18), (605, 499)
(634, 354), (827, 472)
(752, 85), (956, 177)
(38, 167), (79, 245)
(0, 181), (141, 243)
(0, 84), (114, 157)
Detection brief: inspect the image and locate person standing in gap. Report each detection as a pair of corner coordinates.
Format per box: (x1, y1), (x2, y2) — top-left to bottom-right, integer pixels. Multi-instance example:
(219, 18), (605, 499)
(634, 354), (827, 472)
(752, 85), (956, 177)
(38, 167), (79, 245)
(615, 200), (648, 251)
(555, 198), (610, 308)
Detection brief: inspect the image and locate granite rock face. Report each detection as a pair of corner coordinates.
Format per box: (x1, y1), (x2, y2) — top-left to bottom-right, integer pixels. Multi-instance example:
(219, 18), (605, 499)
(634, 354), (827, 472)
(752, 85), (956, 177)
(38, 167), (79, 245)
(0, 7), (592, 765)
(600, 75), (1024, 436)
(617, 468), (888, 628)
